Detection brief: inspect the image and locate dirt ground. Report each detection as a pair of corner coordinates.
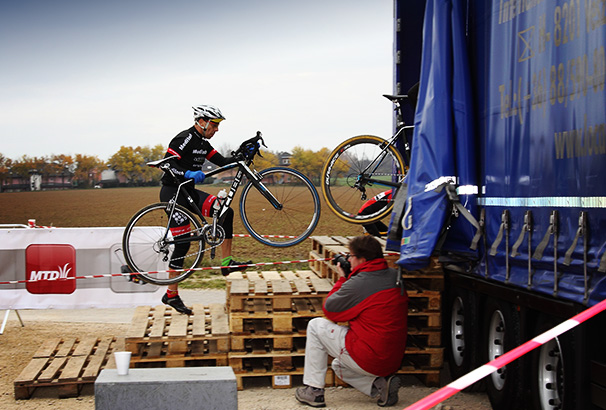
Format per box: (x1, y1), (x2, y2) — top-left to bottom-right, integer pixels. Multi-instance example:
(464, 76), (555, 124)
(0, 311), (492, 410)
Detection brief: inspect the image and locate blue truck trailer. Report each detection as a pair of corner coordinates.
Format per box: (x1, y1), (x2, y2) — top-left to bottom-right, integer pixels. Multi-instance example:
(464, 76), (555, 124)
(391, 1), (606, 409)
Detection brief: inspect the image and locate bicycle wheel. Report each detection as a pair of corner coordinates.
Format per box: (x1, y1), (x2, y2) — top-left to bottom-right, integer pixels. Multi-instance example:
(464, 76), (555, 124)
(122, 202), (205, 285)
(240, 167), (321, 247)
(322, 135), (407, 224)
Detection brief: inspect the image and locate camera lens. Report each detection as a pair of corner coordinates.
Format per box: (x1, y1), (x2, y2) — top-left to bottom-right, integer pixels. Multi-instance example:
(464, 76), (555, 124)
(333, 254), (351, 275)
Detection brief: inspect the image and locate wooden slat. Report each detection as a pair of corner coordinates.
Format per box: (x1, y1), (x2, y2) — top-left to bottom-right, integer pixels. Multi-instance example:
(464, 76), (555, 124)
(260, 271), (281, 281)
(247, 272), (262, 281)
(126, 306), (151, 338)
(71, 337), (97, 357)
(210, 303), (229, 335)
(33, 339), (61, 358)
(60, 356), (87, 381)
(149, 305), (167, 338)
(56, 338), (77, 357)
(38, 357), (67, 382)
(14, 358), (48, 383)
(81, 337), (113, 380)
(253, 280), (268, 294)
(167, 312), (189, 337)
(293, 279), (311, 294)
(309, 276), (333, 293)
(271, 279), (292, 294)
(280, 271), (298, 281)
(230, 279), (249, 295)
(191, 304), (206, 336)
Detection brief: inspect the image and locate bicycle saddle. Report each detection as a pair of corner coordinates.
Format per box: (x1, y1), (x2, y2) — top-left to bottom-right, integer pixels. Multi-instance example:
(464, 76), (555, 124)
(382, 94), (409, 103)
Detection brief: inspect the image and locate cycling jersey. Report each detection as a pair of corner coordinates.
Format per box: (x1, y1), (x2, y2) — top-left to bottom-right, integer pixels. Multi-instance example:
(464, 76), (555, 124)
(161, 126), (236, 187)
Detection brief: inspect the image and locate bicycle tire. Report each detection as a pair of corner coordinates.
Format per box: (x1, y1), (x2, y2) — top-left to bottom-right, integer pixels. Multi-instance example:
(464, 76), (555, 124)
(122, 202), (205, 285)
(321, 135), (407, 224)
(240, 167), (321, 247)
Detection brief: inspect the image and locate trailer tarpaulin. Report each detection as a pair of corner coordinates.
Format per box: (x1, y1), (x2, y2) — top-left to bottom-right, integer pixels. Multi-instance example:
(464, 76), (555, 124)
(393, 0), (477, 270)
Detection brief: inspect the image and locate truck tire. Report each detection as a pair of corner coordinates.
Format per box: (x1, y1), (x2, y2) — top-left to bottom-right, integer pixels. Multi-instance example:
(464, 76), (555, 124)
(446, 286), (484, 391)
(483, 298), (524, 410)
(531, 315), (576, 410)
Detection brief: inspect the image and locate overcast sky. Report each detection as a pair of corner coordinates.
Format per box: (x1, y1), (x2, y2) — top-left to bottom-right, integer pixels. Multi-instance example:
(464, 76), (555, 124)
(0, 0), (394, 161)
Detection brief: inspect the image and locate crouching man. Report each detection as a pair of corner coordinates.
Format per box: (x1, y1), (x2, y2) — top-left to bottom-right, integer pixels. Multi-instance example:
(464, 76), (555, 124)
(296, 235), (409, 407)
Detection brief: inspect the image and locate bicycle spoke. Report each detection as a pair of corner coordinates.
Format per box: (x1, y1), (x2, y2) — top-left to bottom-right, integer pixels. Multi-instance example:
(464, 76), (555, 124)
(240, 167), (320, 247)
(322, 136), (406, 224)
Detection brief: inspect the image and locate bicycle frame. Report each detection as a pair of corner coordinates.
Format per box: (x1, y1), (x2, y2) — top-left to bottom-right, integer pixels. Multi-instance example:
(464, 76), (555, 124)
(356, 125), (413, 190)
(157, 158), (283, 249)
(356, 95), (414, 189)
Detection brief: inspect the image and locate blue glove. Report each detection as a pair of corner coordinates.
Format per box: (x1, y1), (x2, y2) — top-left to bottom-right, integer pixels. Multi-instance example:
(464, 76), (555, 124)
(184, 170), (205, 184)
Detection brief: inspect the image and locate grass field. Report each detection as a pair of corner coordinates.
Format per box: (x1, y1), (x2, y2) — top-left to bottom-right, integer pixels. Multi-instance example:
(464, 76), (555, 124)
(0, 186), (368, 288)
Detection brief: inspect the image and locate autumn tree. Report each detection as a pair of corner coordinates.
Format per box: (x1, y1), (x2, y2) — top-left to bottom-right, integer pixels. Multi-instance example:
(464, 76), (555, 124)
(252, 150), (279, 170)
(107, 145), (165, 186)
(137, 144), (165, 184)
(290, 147), (331, 185)
(73, 154), (105, 188)
(108, 146), (145, 185)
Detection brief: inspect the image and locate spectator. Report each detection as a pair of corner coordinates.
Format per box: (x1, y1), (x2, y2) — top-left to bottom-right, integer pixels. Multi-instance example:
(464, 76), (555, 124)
(296, 235), (408, 407)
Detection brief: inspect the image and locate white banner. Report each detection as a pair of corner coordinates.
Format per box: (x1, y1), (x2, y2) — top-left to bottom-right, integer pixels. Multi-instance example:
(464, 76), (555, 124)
(0, 226), (163, 309)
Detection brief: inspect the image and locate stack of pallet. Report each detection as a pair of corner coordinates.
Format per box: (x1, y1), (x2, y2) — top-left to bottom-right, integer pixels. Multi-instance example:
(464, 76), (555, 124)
(14, 236), (444, 398)
(308, 236), (445, 386)
(226, 270), (333, 389)
(124, 303), (230, 368)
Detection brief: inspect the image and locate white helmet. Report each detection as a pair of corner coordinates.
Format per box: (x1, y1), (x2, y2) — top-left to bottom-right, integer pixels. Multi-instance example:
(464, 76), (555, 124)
(192, 104), (226, 122)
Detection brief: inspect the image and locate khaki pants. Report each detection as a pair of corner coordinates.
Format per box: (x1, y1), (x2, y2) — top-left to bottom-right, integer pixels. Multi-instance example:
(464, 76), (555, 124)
(303, 317), (378, 396)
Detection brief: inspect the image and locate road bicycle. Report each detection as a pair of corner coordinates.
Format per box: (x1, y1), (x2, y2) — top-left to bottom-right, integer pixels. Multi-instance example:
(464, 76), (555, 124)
(321, 94), (414, 224)
(122, 132), (321, 285)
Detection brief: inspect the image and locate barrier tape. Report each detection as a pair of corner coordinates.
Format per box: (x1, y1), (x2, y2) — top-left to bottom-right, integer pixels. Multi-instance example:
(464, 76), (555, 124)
(403, 297), (606, 410)
(0, 258), (334, 285)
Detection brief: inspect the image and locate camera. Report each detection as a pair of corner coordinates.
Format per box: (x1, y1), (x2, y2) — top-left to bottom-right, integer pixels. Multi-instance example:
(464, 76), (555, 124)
(333, 254), (351, 276)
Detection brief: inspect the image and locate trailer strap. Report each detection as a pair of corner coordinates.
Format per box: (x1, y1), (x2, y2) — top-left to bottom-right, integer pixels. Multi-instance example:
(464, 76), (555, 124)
(444, 184), (481, 250)
(489, 210), (509, 256)
(600, 251), (606, 273)
(533, 210), (558, 261)
(511, 211), (533, 258)
(564, 211), (586, 266)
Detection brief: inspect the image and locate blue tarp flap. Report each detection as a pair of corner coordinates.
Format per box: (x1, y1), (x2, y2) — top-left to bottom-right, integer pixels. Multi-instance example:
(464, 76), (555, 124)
(440, 0), (479, 257)
(396, 0), (477, 270)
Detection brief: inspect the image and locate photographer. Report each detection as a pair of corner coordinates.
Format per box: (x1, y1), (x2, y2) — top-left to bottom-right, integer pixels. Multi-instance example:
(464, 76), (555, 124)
(295, 235), (409, 408)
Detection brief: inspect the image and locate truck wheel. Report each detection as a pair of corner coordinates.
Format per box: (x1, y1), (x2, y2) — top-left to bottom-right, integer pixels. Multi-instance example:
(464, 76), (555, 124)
(531, 315), (576, 410)
(483, 298), (524, 410)
(446, 287), (484, 391)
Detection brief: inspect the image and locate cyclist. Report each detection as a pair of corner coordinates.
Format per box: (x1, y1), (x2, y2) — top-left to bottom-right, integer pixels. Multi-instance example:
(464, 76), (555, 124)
(358, 189), (393, 237)
(159, 104), (251, 314)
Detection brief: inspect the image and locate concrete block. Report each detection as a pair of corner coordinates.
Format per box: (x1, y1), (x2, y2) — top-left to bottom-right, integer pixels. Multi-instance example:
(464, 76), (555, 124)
(95, 366), (237, 410)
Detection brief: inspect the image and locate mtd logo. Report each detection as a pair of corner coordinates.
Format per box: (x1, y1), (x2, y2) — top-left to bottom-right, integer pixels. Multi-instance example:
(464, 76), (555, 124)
(25, 244), (76, 294)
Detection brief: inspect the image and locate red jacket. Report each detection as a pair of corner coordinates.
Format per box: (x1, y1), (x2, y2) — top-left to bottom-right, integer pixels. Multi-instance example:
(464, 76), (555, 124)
(322, 258), (408, 376)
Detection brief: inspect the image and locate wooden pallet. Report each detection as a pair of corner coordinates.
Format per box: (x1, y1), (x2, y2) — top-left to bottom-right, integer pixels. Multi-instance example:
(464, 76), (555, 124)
(125, 304), (229, 358)
(14, 336), (119, 399)
(308, 236), (444, 288)
(309, 236), (400, 282)
(226, 270), (332, 312)
(231, 331), (307, 352)
(229, 310), (321, 335)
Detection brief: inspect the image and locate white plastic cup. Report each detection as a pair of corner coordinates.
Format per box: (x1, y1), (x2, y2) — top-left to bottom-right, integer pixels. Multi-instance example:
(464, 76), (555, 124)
(114, 351), (132, 375)
(28, 219), (36, 228)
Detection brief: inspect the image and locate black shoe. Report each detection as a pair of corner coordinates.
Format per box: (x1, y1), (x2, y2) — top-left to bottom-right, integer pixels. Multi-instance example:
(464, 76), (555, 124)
(220, 259), (252, 276)
(161, 293), (193, 315)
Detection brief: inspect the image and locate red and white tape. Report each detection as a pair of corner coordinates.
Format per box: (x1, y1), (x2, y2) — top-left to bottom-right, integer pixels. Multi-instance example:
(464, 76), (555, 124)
(404, 297), (606, 410)
(0, 258), (334, 285)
